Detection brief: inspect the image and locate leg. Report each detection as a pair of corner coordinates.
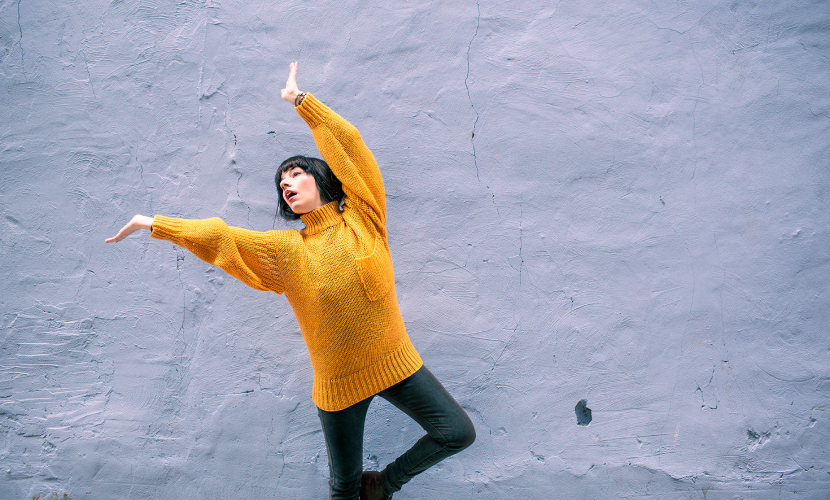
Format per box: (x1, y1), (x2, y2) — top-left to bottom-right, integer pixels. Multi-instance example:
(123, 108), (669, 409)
(318, 396), (374, 500)
(376, 366), (476, 496)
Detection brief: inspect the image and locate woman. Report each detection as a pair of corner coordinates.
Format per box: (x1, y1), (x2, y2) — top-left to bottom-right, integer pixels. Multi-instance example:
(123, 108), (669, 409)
(107, 62), (475, 500)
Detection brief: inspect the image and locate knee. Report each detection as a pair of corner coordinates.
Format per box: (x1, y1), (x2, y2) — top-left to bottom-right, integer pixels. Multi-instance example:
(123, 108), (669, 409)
(444, 414), (476, 453)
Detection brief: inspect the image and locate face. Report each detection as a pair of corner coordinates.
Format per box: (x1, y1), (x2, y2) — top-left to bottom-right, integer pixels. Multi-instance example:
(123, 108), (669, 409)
(280, 167), (325, 215)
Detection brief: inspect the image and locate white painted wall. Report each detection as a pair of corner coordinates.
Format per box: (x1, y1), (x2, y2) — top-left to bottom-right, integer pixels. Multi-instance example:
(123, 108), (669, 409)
(2, 0), (828, 498)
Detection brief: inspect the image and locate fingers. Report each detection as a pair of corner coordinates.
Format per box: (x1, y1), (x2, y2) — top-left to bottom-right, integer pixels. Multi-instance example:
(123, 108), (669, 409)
(285, 61), (297, 89)
(281, 61), (300, 103)
(105, 224), (133, 243)
(105, 232), (125, 243)
(288, 61), (298, 87)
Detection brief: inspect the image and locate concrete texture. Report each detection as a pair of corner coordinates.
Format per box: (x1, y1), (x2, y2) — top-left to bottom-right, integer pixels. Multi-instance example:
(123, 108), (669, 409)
(2, 0), (829, 498)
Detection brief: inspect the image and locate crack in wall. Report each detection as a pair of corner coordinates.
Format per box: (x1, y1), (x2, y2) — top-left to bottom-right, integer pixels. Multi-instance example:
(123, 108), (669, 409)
(689, 33), (705, 196)
(198, 17), (210, 126)
(81, 50), (97, 100)
(175, 247), (187, 339)
(465, 0), (481, 181)
(235, 167), (254, 228)
(462, 0), (508, 230)
(16, 0), (24, 73)
(488, 192), (503, 223)
(696, 367), (718, 410)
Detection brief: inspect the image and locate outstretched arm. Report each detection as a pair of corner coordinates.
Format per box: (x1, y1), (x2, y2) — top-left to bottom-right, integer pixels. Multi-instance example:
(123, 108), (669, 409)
(107, 214), (286, 293)
(106, 215), (154, 243)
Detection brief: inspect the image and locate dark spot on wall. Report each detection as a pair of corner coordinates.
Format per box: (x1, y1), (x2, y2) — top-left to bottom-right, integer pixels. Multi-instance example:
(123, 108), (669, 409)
(575, 399), (592, 426)
(746, 428), (770, 450)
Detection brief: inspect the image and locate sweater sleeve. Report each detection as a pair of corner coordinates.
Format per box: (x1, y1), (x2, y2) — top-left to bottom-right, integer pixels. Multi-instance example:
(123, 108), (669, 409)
(151, 215), (285, 294)
(295, 94), (386, 233)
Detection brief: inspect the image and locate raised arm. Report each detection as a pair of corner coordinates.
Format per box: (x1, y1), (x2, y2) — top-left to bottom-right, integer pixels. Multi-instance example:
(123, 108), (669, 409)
(281, 62), (387, 231)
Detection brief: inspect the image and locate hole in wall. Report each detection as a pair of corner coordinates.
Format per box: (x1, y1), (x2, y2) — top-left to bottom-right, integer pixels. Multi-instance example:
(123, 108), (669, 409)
(575, 399), (592, 426)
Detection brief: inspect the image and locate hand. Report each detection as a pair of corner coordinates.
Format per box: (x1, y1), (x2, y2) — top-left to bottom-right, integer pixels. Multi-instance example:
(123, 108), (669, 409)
(106, 214), (154, 243)
(281, 61), (301, 104)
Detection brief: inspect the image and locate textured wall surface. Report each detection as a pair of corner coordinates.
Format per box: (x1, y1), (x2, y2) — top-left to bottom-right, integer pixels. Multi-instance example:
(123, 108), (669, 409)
(2, 0), (829, 498)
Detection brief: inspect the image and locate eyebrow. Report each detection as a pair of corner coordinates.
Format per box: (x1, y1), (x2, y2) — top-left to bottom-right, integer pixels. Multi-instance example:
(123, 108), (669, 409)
(280, 167), (301, 181)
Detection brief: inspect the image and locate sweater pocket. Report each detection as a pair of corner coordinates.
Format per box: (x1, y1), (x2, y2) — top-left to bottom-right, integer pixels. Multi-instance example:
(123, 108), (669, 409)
(354, 235), (395, 301)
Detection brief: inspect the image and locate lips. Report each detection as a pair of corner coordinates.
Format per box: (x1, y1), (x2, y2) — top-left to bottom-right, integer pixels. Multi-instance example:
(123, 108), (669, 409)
(284, 190), (297, 202)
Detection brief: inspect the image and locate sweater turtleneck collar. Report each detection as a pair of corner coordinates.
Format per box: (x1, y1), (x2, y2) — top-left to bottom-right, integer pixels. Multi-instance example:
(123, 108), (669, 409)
(300, 201), (342, 235)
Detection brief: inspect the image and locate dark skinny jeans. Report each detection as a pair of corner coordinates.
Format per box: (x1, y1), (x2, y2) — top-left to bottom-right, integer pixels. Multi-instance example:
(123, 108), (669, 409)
(317, 366), (476, 499)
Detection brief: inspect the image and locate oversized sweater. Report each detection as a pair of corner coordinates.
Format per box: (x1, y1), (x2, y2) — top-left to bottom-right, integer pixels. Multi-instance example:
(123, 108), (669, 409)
(150, 94), (423, 411)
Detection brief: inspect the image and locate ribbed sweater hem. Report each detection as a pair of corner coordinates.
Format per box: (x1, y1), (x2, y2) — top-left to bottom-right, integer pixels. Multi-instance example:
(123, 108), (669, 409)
(312, 340), (423, 412)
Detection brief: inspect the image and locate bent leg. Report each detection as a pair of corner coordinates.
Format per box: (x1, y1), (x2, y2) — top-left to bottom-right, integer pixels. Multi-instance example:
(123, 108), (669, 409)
(376, 366), (476, 496)
(318, 396), (374, 500)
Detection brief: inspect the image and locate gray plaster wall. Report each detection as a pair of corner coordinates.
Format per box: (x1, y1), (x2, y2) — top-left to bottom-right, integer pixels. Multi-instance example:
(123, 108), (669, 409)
(1, 0), (829, 498)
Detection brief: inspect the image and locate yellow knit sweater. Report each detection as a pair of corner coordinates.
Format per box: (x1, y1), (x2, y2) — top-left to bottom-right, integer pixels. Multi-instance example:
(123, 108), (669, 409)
(150, 94), (423, 411)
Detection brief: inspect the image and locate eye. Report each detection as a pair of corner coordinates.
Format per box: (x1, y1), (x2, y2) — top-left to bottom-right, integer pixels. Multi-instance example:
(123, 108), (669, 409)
(293, 170), (302, 177)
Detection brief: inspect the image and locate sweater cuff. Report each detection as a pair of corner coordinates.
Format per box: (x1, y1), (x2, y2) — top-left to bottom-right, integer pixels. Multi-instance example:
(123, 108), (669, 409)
(294, 93), (327, 128)
(149, 215), (183, 241)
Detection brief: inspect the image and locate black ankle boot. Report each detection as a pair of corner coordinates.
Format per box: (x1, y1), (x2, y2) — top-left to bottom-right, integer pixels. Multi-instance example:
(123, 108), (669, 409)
(360, 471), (392, 500)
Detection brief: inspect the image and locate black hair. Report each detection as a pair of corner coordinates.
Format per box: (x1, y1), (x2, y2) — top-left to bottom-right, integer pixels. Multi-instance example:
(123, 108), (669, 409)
(275, 155), (344, 220)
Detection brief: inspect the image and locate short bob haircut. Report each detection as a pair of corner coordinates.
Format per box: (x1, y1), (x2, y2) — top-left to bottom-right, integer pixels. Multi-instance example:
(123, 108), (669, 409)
(275, 155), (344, 220)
